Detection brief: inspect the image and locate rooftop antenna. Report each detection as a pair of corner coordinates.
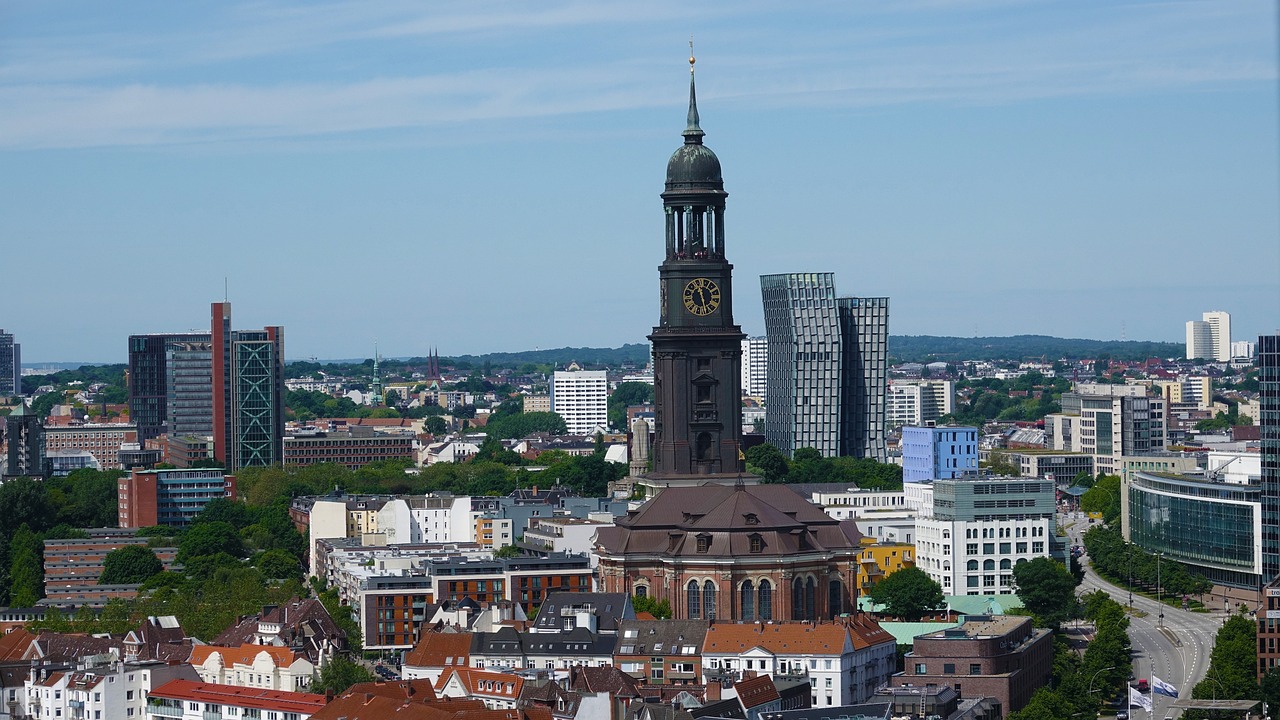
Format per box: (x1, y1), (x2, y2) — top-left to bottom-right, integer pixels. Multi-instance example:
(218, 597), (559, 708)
(224, 277), (228, 303)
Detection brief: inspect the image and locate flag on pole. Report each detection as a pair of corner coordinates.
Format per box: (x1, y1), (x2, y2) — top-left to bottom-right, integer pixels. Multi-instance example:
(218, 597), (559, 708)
(1152, 675), (1179, 698)
(1130, 686), (1153, 711)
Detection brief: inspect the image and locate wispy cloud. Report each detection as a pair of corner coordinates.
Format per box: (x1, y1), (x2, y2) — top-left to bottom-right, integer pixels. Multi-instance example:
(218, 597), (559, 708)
(0, 0), (1271, 150)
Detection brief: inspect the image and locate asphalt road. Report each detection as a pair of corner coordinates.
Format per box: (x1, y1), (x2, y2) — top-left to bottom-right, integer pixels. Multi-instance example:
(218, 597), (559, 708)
(1063, 516), (1225, 720)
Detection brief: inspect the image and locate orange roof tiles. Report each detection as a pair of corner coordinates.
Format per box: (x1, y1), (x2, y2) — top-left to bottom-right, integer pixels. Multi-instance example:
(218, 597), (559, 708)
(0, 629), (35, 662)
(434, 668), (524, 699)
(734, 674), (780, 708)
(404, 632), (472, 670)
(149, 679), (328, 713)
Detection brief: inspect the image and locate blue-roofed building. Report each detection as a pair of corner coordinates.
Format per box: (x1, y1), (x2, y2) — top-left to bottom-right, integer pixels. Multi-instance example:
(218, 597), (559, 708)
(902, 426), (979, 483)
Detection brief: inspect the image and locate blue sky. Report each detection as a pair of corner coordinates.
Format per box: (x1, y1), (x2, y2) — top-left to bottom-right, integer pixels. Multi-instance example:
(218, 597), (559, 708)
(1, 1), (1276, 363)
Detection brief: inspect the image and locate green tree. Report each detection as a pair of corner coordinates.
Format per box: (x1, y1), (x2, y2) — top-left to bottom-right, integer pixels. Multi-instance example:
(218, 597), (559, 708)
(608, 382), (654, 430)
(473, 437), (521, 465)
(1081, 474), (1121, 524)
(493, 545), (521, 559)
(178, 521), (245, 563)
(195, 498), (255, 529)
(1012, 557), (1079, 629)
(744, 443), (789, 483)
(8, 524), (43, 607)
(631, 595), (673, 619)
(424, 416), (448, 435)
(254, 548), (303, 581)
(983, 451), (1019, 476)
(310, 655), (375, 695)
(866, 567), (944, 621)
(99, 545), (164, 585)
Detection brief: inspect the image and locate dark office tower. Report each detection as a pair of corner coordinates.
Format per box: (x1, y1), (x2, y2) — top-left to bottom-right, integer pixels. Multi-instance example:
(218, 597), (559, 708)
(211, 302), (284, 470)
(3, 404), (45, 478)
(128, 333), (214, 442)
(645, 59), (746, 483)
(1260, 334), (1280, 584)
(760, 273), (889, 461)
(838, 297), (890, 462)
(0, 330), (19, 397)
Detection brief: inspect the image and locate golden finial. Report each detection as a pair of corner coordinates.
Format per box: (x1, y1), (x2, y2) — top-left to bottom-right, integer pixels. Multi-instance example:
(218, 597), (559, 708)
(689, 36), (695, 73)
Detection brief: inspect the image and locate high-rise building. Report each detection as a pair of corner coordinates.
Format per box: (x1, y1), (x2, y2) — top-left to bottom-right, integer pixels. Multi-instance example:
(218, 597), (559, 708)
(211, 302), (285, 471)
(0, 329), (19, 398)
(1259, 334), (1280, 584)
(740, 336), (768, 399)
(1232, 340), (1257, 360)
(887, 380), (956, 429)
(641, 57), (747, 490)
(3, 403), (45, 478)
(550, 368), (608, 435)
(1186, 310), (1231, 361)
(128, 333), (214, 442)
(760, 273), (889, 460)
(1043, 384), (1166, 475)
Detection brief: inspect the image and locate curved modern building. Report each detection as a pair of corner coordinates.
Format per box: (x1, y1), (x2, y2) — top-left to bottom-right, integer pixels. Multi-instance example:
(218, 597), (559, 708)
(1125, 471), (1261, 589)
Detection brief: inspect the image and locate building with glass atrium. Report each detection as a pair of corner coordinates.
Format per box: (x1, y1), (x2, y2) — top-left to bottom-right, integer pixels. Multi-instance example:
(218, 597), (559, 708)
(1125, 470), (1261, 590)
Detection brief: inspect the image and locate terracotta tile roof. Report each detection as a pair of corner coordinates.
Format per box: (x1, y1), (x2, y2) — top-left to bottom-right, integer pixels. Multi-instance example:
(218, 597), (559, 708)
(844, 614), (896, 650)
(434, 667), (524, 700)
(308, 693), (506, 720)
(703, 622), (851, 656)
(150, 679), (329, 713)
(0, 628), (36, 661)
(189, 643), (304, 668)
(404, 631), (472, 670)
(734, 674), (780, 708)
(346, 679), (438, 703)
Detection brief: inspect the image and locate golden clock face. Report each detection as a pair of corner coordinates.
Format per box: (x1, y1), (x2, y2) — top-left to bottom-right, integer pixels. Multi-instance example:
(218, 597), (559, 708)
(683, 277), (721, 316)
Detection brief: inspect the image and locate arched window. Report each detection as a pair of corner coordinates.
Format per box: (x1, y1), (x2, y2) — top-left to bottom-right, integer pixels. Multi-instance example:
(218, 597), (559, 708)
(792, 578), (805, 620)
(741, 580), (755, 621)
(703, 580), (717, 620)
(635, 585), (648, 598)
(983, 559), (996, 571)
(967, 560), (979, 571)
(758, 580), (773, 621)
(828, 579), (843, 619)
(805, 577), (816, 621)
(1000, 559), (1012, 570)
(687, 580), (700, 619)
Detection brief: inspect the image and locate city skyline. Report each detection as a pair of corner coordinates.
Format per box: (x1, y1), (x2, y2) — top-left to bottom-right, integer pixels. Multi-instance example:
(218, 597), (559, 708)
(2, 1), (1276, 363)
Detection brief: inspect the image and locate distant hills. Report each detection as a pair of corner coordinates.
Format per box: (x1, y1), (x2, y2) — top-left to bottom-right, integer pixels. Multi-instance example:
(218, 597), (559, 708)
(887, 335), (1183, 363)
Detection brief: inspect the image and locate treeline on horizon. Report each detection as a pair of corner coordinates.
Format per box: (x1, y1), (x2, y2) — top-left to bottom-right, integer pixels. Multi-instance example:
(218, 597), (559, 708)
(18, 335), (1186, 387)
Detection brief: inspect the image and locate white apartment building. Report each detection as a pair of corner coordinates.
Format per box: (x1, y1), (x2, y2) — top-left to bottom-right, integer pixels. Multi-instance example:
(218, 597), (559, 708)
(886, 380), (955, 429)
(1186, 310), (1231, 361)
(377, 494), (475, 545)
(803, 488), (915, 544)
(26, 657), (199, 720)
(1156, 376), (1212, 410)
(188, 644), (315, 692)
(551, 369), (609, 435)
(741, 337), (768, 399)
(913, 476), (1061, 595)
(522, 516), (614, 565)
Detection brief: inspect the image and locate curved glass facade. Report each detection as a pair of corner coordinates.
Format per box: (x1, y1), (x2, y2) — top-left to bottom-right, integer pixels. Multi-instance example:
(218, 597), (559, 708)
(1128, 471), (1261, 588)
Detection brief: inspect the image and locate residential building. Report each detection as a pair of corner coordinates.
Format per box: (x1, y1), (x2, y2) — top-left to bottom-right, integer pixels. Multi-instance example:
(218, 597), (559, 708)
(146, 679), (328, 720)
(1123, 470), (1261, 591)
(759, 272), (888, 460)
(291, 494), (393, 572)
(902, 426), (978, 483)
(0, 329), (18, 397)
(894, 615), (1053, 713)
(187, 644), (315, 691)
(211, 301), (285, 470)
(127, 332), (214, 443)
(887, 380), (955, 429)
(551, 369), (608, 436)
(26, 656), (200, 720)
(44, 529), (178, 592)
(434, 667), (523, 709)
(1233, 340), (1257, 359)
(118, 467), (235, 529)
(914, 476), (1062, 595)
(474, 516), (514, 549)
(529, 592), (632, 635)
(1261, 334), (1280, 584)
(702, 617), (897, 706)
(521, 516), (614, 564)
(147, 434), (215, 468)
(854, 538), (916, 597)
(741, 336), (768, 398)
(43, 421), (138, 471)
(596, 484), (864, 622)
(1186, 310), (1231, 361)
(210, 596), (347, 667)
(613, 619), (709, 690)
(470, 626), (615, 674)
(283, 427), (415, 469)
(403, 631), (474, 683)
(798, 485), (915, 544)
(639, 65), (749, 496)
(376, 494), (474, 546)
(3, 404), (45, 479)
(523, 394), (551, 413)
(1155, 376), (1212, 410)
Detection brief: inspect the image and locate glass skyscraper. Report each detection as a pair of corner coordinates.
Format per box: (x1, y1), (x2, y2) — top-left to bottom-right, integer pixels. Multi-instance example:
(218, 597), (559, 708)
(760, 273), (889, 460)
(1260, 334), (1280, 584)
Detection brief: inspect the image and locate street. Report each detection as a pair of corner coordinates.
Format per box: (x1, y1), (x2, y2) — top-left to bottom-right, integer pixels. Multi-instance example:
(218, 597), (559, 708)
(1063, 516), (1225, 719)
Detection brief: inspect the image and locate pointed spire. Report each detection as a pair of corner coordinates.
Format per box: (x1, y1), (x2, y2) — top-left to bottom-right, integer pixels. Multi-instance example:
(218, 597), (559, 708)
(684, 39), (704, 145)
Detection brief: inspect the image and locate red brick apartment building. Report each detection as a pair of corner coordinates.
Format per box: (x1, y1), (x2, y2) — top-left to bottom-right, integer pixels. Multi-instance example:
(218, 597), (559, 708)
(118, 467), (235, 528)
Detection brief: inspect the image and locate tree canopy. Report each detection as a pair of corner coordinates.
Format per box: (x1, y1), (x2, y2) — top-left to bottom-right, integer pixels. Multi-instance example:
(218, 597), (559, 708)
(866, 567), (944, 620)
(99, 545), (164, 585)
(1012, 557), (1079, 629)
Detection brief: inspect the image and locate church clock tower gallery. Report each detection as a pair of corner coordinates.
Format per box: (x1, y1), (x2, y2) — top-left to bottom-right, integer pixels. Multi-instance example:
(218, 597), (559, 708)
(642, 56), (754, 492)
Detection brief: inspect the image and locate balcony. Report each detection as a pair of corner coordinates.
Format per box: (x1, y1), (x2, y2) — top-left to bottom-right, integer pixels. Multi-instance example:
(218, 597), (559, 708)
(147, 703), (183, 718)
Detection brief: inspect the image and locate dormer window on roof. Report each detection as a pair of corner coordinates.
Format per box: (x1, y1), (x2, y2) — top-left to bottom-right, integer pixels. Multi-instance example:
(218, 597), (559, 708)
(696, 534), (711, 553)
(744, 513), (759, 525)
(749, 534), (764, 553)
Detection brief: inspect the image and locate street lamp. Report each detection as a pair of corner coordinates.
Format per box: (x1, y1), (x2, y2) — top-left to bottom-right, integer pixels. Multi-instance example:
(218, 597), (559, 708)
(1126, 541), (1134, 609)
(1156, 552), (1164, 627)
(1088, 666), (1117, 698)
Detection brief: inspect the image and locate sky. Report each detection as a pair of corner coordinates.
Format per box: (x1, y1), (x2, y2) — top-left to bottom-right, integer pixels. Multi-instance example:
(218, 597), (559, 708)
(1, 1), (1277, 364)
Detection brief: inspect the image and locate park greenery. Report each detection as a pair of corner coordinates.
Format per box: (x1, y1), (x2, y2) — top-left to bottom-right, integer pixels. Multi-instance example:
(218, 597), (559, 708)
(865, 567), (943, 621)
(1011, 557), (1080, 630)
(99, 545), (164, 585)
(744, 444), (903, 490)
(1183, 615), (1262, 719)
(1082, 524), (1212, 598)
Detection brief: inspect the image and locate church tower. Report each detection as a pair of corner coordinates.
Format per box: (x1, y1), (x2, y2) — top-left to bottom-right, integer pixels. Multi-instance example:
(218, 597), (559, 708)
(643, 55), (752, 492)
